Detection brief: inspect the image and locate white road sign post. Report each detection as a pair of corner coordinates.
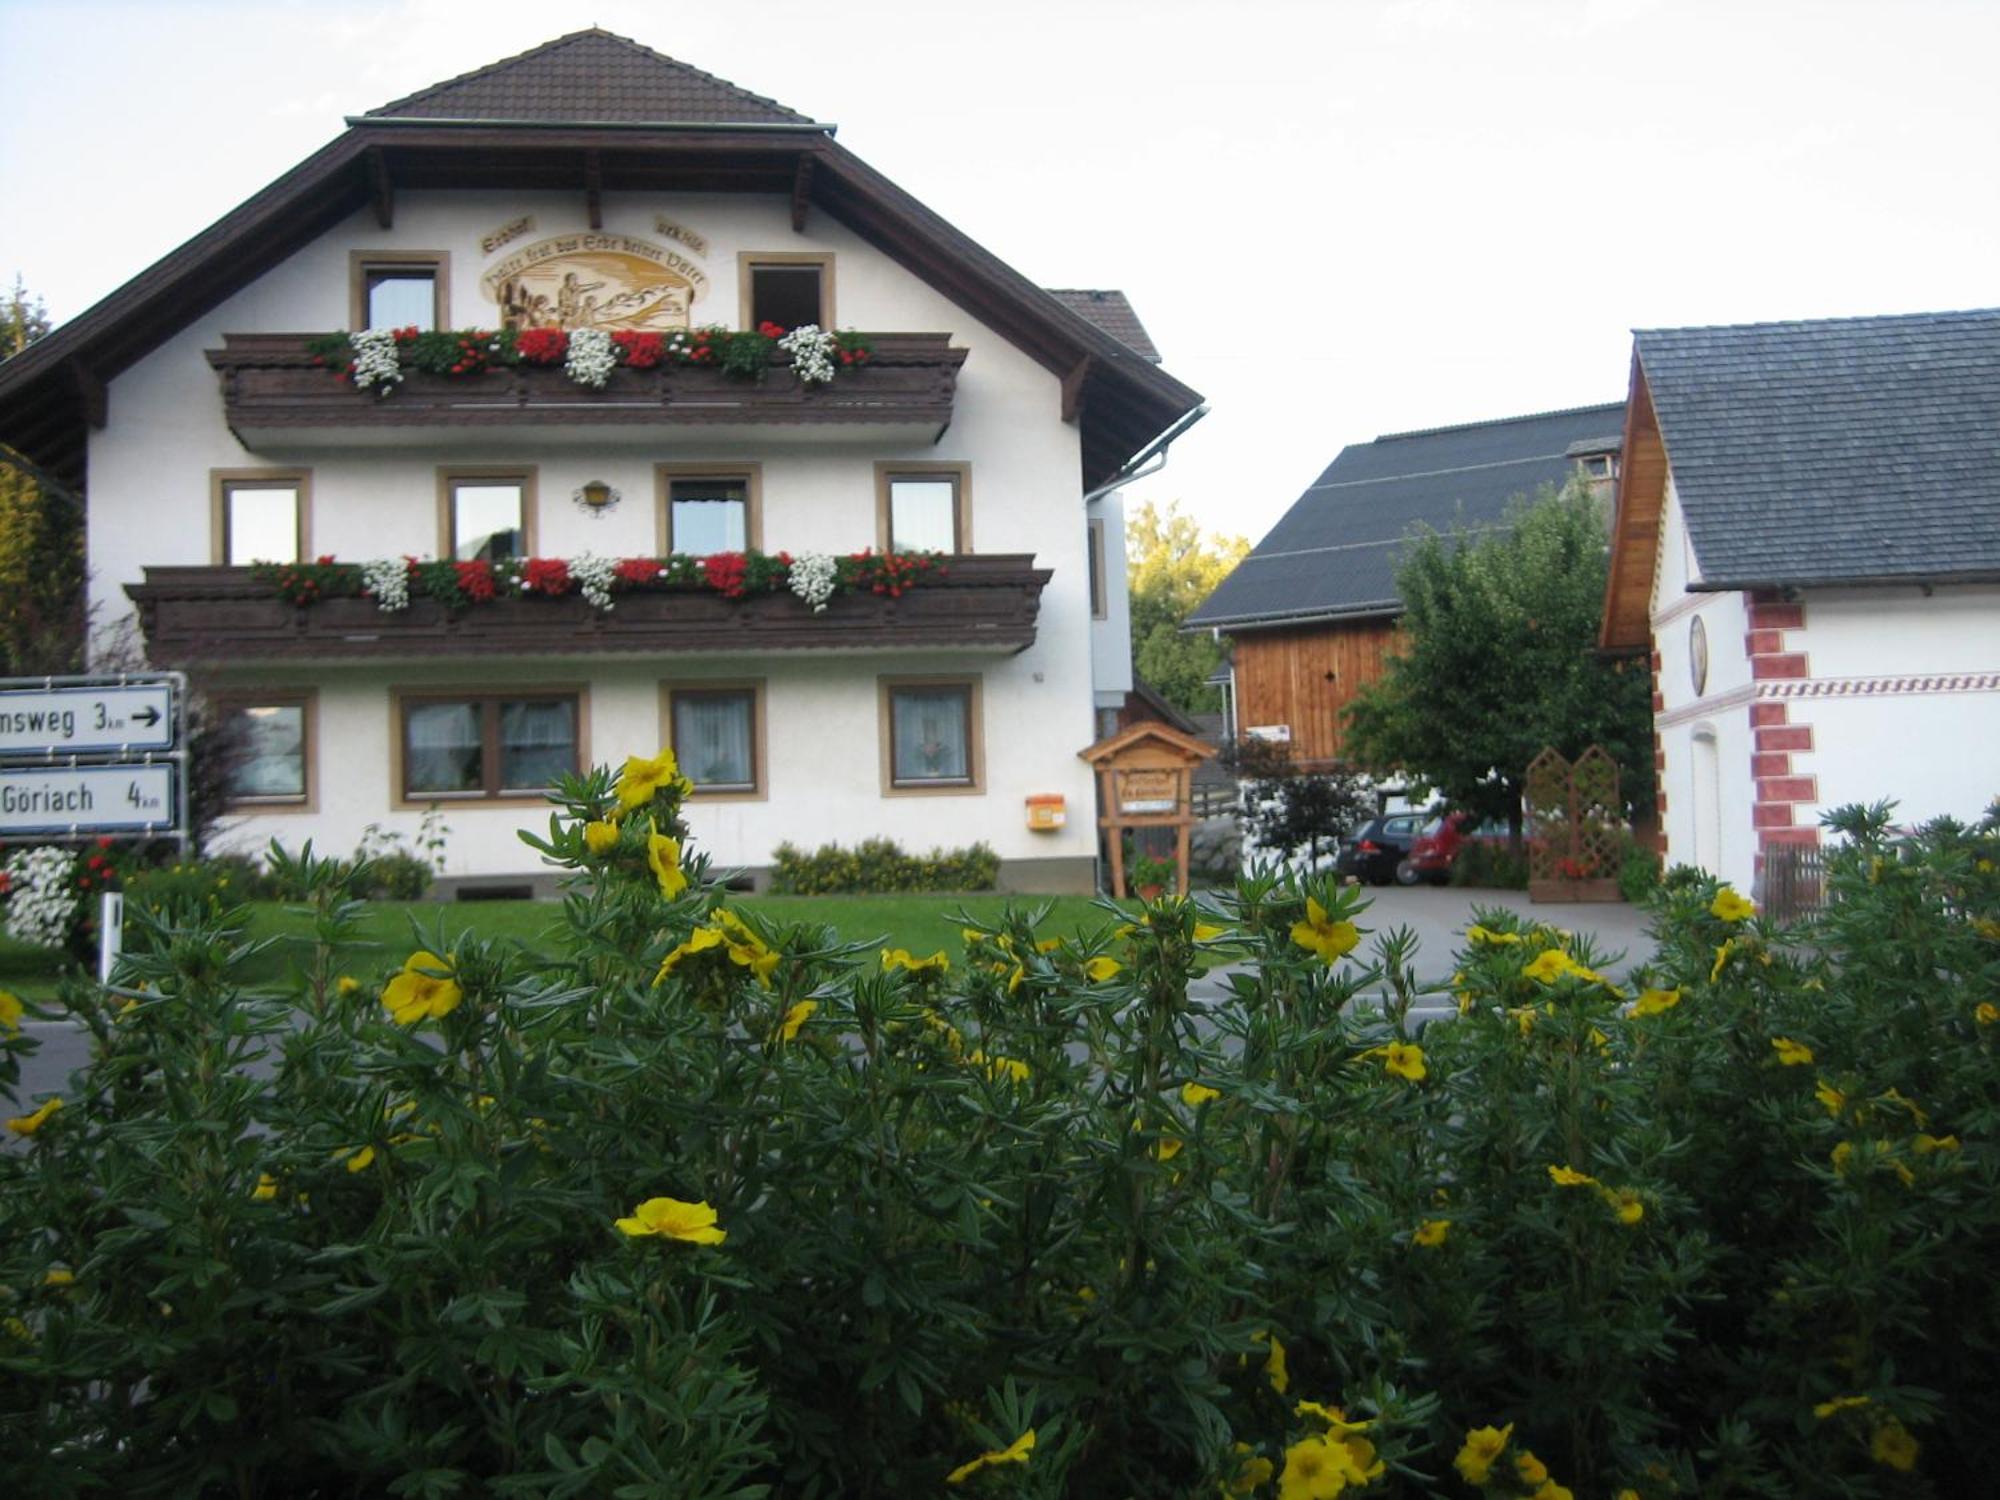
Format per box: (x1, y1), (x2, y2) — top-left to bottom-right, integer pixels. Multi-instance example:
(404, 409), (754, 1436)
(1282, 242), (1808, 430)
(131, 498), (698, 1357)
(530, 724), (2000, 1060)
(0, 672), (188, 848)
(0, 762), (177, 837)
(0, 682), (175, 756)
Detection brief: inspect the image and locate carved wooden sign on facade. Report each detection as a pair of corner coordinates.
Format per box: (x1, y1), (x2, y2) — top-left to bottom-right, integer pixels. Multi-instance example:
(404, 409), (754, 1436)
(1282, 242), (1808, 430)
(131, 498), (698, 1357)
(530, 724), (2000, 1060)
(481, 231), (709, 332)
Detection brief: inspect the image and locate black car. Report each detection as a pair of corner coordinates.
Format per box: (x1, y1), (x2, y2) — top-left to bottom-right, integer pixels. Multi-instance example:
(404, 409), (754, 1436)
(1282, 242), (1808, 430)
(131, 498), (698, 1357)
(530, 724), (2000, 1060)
(1334, 812), (1430, 886)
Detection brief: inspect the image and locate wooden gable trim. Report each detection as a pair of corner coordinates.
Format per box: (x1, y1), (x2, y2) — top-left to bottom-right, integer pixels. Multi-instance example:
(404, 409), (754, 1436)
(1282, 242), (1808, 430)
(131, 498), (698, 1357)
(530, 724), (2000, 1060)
(366, 146), (394, 228)
(1599, 355), (1669, 653)
(1079, 719), (1216, 767)
(790, 154), (815, 232)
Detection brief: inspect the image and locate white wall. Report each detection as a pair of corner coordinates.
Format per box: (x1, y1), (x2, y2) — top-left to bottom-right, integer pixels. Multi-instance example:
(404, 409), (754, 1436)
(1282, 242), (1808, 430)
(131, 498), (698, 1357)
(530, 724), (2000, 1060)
(1087, 491), (1133, 708)
(89, 189), (1118, 881)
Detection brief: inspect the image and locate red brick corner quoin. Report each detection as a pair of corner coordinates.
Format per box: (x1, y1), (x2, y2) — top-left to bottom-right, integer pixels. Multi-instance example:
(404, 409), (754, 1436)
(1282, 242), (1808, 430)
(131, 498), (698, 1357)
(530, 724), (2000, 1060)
(1745, 592), (1819, 855)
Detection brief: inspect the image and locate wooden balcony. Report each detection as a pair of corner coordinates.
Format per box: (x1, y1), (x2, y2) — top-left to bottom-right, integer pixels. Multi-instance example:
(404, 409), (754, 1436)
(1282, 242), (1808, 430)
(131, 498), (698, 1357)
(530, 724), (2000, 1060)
(206, 332), (967, 448)
(126, 556), (1050, 666)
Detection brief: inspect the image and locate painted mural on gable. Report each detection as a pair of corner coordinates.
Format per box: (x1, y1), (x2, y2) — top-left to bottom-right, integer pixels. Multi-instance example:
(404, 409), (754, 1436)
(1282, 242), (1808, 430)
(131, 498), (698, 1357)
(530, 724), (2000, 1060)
(480, 230), (709, 332)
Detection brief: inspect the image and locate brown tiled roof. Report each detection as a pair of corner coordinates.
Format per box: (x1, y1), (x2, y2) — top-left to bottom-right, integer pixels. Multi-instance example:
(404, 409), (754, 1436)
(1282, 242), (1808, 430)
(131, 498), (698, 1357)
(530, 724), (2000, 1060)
(1045, 289), (1162, 362)
(364, 29), (816, 125)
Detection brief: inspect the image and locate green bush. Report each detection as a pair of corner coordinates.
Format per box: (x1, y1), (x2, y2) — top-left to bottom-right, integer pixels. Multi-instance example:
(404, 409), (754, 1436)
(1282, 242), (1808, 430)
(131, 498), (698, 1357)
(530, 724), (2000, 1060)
(769, 835), (1000, 894)
(2, 775), (1995, 1497)
(1617, 835), (1664, 904)
(1448, 836), (1531, 890)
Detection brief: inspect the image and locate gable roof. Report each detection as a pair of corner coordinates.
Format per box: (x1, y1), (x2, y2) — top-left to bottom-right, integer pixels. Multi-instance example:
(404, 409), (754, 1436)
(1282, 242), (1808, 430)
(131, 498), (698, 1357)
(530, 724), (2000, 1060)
(364, 29), (816, 126)
(1188, 403), (1623, 630)
(1044, 290), (1162, 362)
(0, 33), (1199, 492)
(1633, 308), (2000, 591)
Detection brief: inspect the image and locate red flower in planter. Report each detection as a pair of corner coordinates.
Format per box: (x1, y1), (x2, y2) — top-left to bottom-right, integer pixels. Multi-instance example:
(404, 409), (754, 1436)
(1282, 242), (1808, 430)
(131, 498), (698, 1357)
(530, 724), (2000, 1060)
(756, 321), (786, 339)
(612, 330), (665, 369)
(521, 557), (573, 596)
(454, 560), (497, 602)
(614, 556), (665, 587)
(700, 551), (750, 599)
(515, 327), (568, 366)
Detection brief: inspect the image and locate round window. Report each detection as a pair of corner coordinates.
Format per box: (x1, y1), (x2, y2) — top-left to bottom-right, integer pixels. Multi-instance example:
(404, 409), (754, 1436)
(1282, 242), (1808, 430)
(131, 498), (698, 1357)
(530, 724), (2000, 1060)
(1689, 615), (1709, 696)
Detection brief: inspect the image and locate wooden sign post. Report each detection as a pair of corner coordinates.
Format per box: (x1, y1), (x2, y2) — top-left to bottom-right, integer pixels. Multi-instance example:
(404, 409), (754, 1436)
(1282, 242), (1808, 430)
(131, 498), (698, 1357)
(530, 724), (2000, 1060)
(1078, 722), (1216, 899)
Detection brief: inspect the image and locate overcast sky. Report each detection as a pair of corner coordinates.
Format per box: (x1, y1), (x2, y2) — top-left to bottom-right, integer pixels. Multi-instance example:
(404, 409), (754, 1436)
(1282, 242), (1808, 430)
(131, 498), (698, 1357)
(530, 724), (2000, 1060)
(3, 0), (1996, 545)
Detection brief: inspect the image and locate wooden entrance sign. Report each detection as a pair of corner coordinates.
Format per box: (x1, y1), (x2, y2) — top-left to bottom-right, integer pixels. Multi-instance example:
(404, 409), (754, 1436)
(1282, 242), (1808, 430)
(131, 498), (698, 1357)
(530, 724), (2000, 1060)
(1079, 722), (1216, 899)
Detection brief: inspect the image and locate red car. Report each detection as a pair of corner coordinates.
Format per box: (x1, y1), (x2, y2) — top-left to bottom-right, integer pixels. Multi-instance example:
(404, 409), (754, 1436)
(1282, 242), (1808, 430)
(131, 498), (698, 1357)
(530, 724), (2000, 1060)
(1405, 813), (1511, 884)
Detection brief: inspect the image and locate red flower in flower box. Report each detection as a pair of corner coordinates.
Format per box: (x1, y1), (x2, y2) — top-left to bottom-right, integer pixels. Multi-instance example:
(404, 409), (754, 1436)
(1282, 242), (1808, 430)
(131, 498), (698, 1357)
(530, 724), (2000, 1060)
(700, 551), (750, 599)
(612, 330), (665, 369)
(455, 559), (497, 602)
(521, 557), (572, 596)
(756, 321), (787, 339)
(515, 327), (568, 366)
(614, 556), (664, 587)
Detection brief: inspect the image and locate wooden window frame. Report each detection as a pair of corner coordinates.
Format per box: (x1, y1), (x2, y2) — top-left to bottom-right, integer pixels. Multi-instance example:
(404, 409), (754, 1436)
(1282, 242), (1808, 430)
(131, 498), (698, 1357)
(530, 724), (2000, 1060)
(878, 674), (985, 797)
(737, 251), (836, 330)
(211, 468), (312, 567)
(661, 679), (768, 802)
(349, 250), (450, 331)
(436, 466), (538, 561)
(654, 463), (765, 554)
(389, 685), (588, 810)
(212, 689), (318, 813)
(1087, 517), (1109, 619)
(875, 461), (973, 555)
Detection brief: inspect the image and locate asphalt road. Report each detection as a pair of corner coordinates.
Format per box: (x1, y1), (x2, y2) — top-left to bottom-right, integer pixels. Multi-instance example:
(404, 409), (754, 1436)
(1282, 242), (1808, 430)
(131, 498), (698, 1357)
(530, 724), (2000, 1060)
(8, 886), (1656, 1107)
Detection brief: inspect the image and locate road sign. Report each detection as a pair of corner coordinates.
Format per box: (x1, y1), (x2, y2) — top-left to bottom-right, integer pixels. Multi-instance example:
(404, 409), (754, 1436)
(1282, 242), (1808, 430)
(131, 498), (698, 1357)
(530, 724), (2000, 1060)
(0, 680), (176, 756)
(0, 762), (177, 837)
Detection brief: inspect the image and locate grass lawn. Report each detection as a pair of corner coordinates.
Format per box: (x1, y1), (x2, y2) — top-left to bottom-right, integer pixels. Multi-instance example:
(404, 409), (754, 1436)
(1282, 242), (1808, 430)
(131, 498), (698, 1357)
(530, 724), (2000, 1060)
(0, 891), (1156, 998)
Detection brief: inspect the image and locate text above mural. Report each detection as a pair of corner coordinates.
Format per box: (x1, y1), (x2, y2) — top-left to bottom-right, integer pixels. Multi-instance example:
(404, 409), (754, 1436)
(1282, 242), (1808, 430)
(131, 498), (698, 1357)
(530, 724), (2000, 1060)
(482, 231), (709, 332)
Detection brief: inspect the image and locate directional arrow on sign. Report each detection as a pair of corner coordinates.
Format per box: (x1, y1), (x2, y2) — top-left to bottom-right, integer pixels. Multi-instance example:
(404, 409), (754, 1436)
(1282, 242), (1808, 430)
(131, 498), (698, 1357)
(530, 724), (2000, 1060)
(132, 706), (161, 727)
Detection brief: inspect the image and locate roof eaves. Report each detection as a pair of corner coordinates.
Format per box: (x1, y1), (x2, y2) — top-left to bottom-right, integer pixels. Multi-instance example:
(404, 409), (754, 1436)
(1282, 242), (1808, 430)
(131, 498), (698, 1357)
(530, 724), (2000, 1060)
(1184, 598), (1402, 631)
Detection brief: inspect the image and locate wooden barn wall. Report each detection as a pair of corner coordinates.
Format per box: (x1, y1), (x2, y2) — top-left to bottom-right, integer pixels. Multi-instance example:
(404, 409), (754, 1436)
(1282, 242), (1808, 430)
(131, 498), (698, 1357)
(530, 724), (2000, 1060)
(1231, 618), (1398, 765)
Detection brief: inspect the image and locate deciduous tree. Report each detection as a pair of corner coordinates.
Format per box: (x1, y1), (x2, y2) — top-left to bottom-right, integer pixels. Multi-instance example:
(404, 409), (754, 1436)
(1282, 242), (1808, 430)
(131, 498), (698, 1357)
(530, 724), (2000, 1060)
(1125, 498), (1248, 713)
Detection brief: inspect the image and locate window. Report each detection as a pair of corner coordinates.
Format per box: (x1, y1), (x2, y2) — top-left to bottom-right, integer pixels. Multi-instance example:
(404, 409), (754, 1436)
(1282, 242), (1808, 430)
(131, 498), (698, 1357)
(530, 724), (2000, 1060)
(1087, 518), (1108, 619)
(439, 468), (534, 561)
(738, 252), (834, 331)
(876, 462), (971, 554)
(657, 464), (762, 554)
(398, 691), (580, 802)
(212, 469), (309, 565)
(1578, 453), (1618, 480)
(349, 251), (447, 331)
(218, 694), (313, 808)
(881, 677), (983, 794)
(666, 683), (765, 798)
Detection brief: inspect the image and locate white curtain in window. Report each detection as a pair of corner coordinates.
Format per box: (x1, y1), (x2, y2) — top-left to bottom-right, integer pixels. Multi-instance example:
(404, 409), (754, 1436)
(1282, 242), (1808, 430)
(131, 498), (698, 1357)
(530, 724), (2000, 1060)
(232, 704), (304, 798)
(406, 702), (482, 793)
(892, 688), (968, 783)
(500, 700), (575, 791)
(675, 694), (753, 788)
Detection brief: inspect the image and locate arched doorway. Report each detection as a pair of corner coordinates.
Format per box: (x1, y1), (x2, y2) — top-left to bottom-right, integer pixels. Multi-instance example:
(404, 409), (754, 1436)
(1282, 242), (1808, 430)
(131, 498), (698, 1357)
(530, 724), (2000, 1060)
(1689, 725), (1722, 875)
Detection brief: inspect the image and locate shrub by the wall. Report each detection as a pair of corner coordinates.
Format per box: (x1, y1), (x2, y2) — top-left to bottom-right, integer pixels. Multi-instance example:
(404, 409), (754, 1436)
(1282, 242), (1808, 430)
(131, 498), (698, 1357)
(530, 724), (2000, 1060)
(1448, 837), (1531, 890)
(769, 836), (1000, 894)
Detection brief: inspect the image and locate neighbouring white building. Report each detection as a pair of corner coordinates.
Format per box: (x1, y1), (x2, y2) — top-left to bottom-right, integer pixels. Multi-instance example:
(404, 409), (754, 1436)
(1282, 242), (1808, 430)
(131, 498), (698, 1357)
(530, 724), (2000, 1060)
(1600, 308), (2000, 894)
(0, 31), (1203, 894)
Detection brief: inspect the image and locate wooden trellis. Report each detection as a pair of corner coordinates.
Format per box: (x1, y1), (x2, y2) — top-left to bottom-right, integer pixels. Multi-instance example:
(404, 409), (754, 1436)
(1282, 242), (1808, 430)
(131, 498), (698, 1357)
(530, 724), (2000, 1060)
(1523, 744), (1624, 902)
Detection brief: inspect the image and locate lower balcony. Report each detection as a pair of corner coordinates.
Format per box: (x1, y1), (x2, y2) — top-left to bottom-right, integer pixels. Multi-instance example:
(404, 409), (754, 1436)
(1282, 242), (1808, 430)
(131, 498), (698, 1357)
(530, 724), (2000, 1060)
(126, 556), (1050, 665)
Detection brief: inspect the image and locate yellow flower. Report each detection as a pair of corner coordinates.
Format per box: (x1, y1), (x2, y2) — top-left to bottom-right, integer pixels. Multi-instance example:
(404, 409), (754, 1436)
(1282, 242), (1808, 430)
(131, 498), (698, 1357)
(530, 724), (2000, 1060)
(882, 947), (950, 974)
(1548, 1164), (1597, 1188)
(583, 819), (620, 855)
(1254, 1330), (1289, 1394)
(252, 1173), (279, 1201)
(6, 1096), (62, 1136)
(1870, 1418), (1918, 1471)
(614, 1195), (727, 1245)
(1181, 1081), (1221, 1107)
(1154, 1134), (1184, 1162)
(1225, 1442), (1275, 1495)
(1814, 1394), (1871, 1419)
(1771, 1037), (1814, 1066)
(1710, 940), (1734, 982)
(1508, 1005), (1538, 1037)
(336, 1144), (376, 1173)
(1278, 1432), (1377, 1500)
(1084, 955), (1124, 982)
(1913, 1133), (1960, 1155)
(1193, 922), (1228, 941)
(1631, 987), (1681, 1017)
(1293, 1401), (1373, 1433)
(1516, 1450), (1550, 1485)
(1615, 1491), (1641, 1500)
(1600, 1186), (1645, 1225)
(43, 1267), (74, 1287)
(1413, 1218), (1450, 1248)
(777, 1000), (816, 1042)
(1454, 1424), (1514, 1486)
(615, 748), (682, 812)
(1710, 886), (1756, 922)
(945, 1428), (1035, 1485)
(381, 951), (462, 1025)
(1291, 897), (1360, 963)
(1466, 924), (1523, 946)
(1531, 1482), (1575, 1500)
(1382, 1042), (1426, 1082)
(1977, 1001), (1998, 1025)
(1815, 1079), (1847, 1117)
(1880, 1087), (1929, 1128)
(1830, 1141), (1854, 1175)
(655, 924), (727, 983)
(647, 832), (688, 899)
(966, 1049), (1030, 1084)
(0, 989), (23, 1031)
(335, 975), (361, 997)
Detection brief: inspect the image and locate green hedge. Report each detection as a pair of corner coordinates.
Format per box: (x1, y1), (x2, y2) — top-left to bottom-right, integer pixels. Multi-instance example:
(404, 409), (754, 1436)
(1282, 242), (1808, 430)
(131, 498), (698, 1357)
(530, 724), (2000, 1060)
(2, 772), (1995, 1497)
(769, 836), (1000, 894)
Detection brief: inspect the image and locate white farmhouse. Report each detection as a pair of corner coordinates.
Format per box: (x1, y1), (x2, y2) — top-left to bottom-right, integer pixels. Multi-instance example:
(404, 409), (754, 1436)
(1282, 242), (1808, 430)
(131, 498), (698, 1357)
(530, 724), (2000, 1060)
(1600, 308), (2000, 894)
(0, 31), (1202, 894)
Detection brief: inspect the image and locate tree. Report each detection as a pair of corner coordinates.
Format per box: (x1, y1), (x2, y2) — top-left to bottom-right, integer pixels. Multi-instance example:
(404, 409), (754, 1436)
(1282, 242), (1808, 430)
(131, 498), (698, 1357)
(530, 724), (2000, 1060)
(1218, 732), (1374, 867)
(1343, 480), (1654, 842)
(1125, 498), (1248, 713)
(0, 277), (84, 674)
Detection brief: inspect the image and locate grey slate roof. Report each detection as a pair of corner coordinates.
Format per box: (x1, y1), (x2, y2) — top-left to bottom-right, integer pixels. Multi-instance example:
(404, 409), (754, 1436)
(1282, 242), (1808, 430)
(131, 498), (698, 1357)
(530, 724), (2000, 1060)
(365, 29), (816, 125)
(1044, 290), (1163, 362)
(1637, 308), (2000, 588)
(1188, 404), (1623, 629)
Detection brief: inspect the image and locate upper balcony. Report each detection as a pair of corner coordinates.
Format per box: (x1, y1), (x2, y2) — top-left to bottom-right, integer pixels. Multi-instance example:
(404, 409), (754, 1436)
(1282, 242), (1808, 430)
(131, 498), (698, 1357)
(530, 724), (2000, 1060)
(126, 555), (1050, 667)
(205, 332), (968, 451)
